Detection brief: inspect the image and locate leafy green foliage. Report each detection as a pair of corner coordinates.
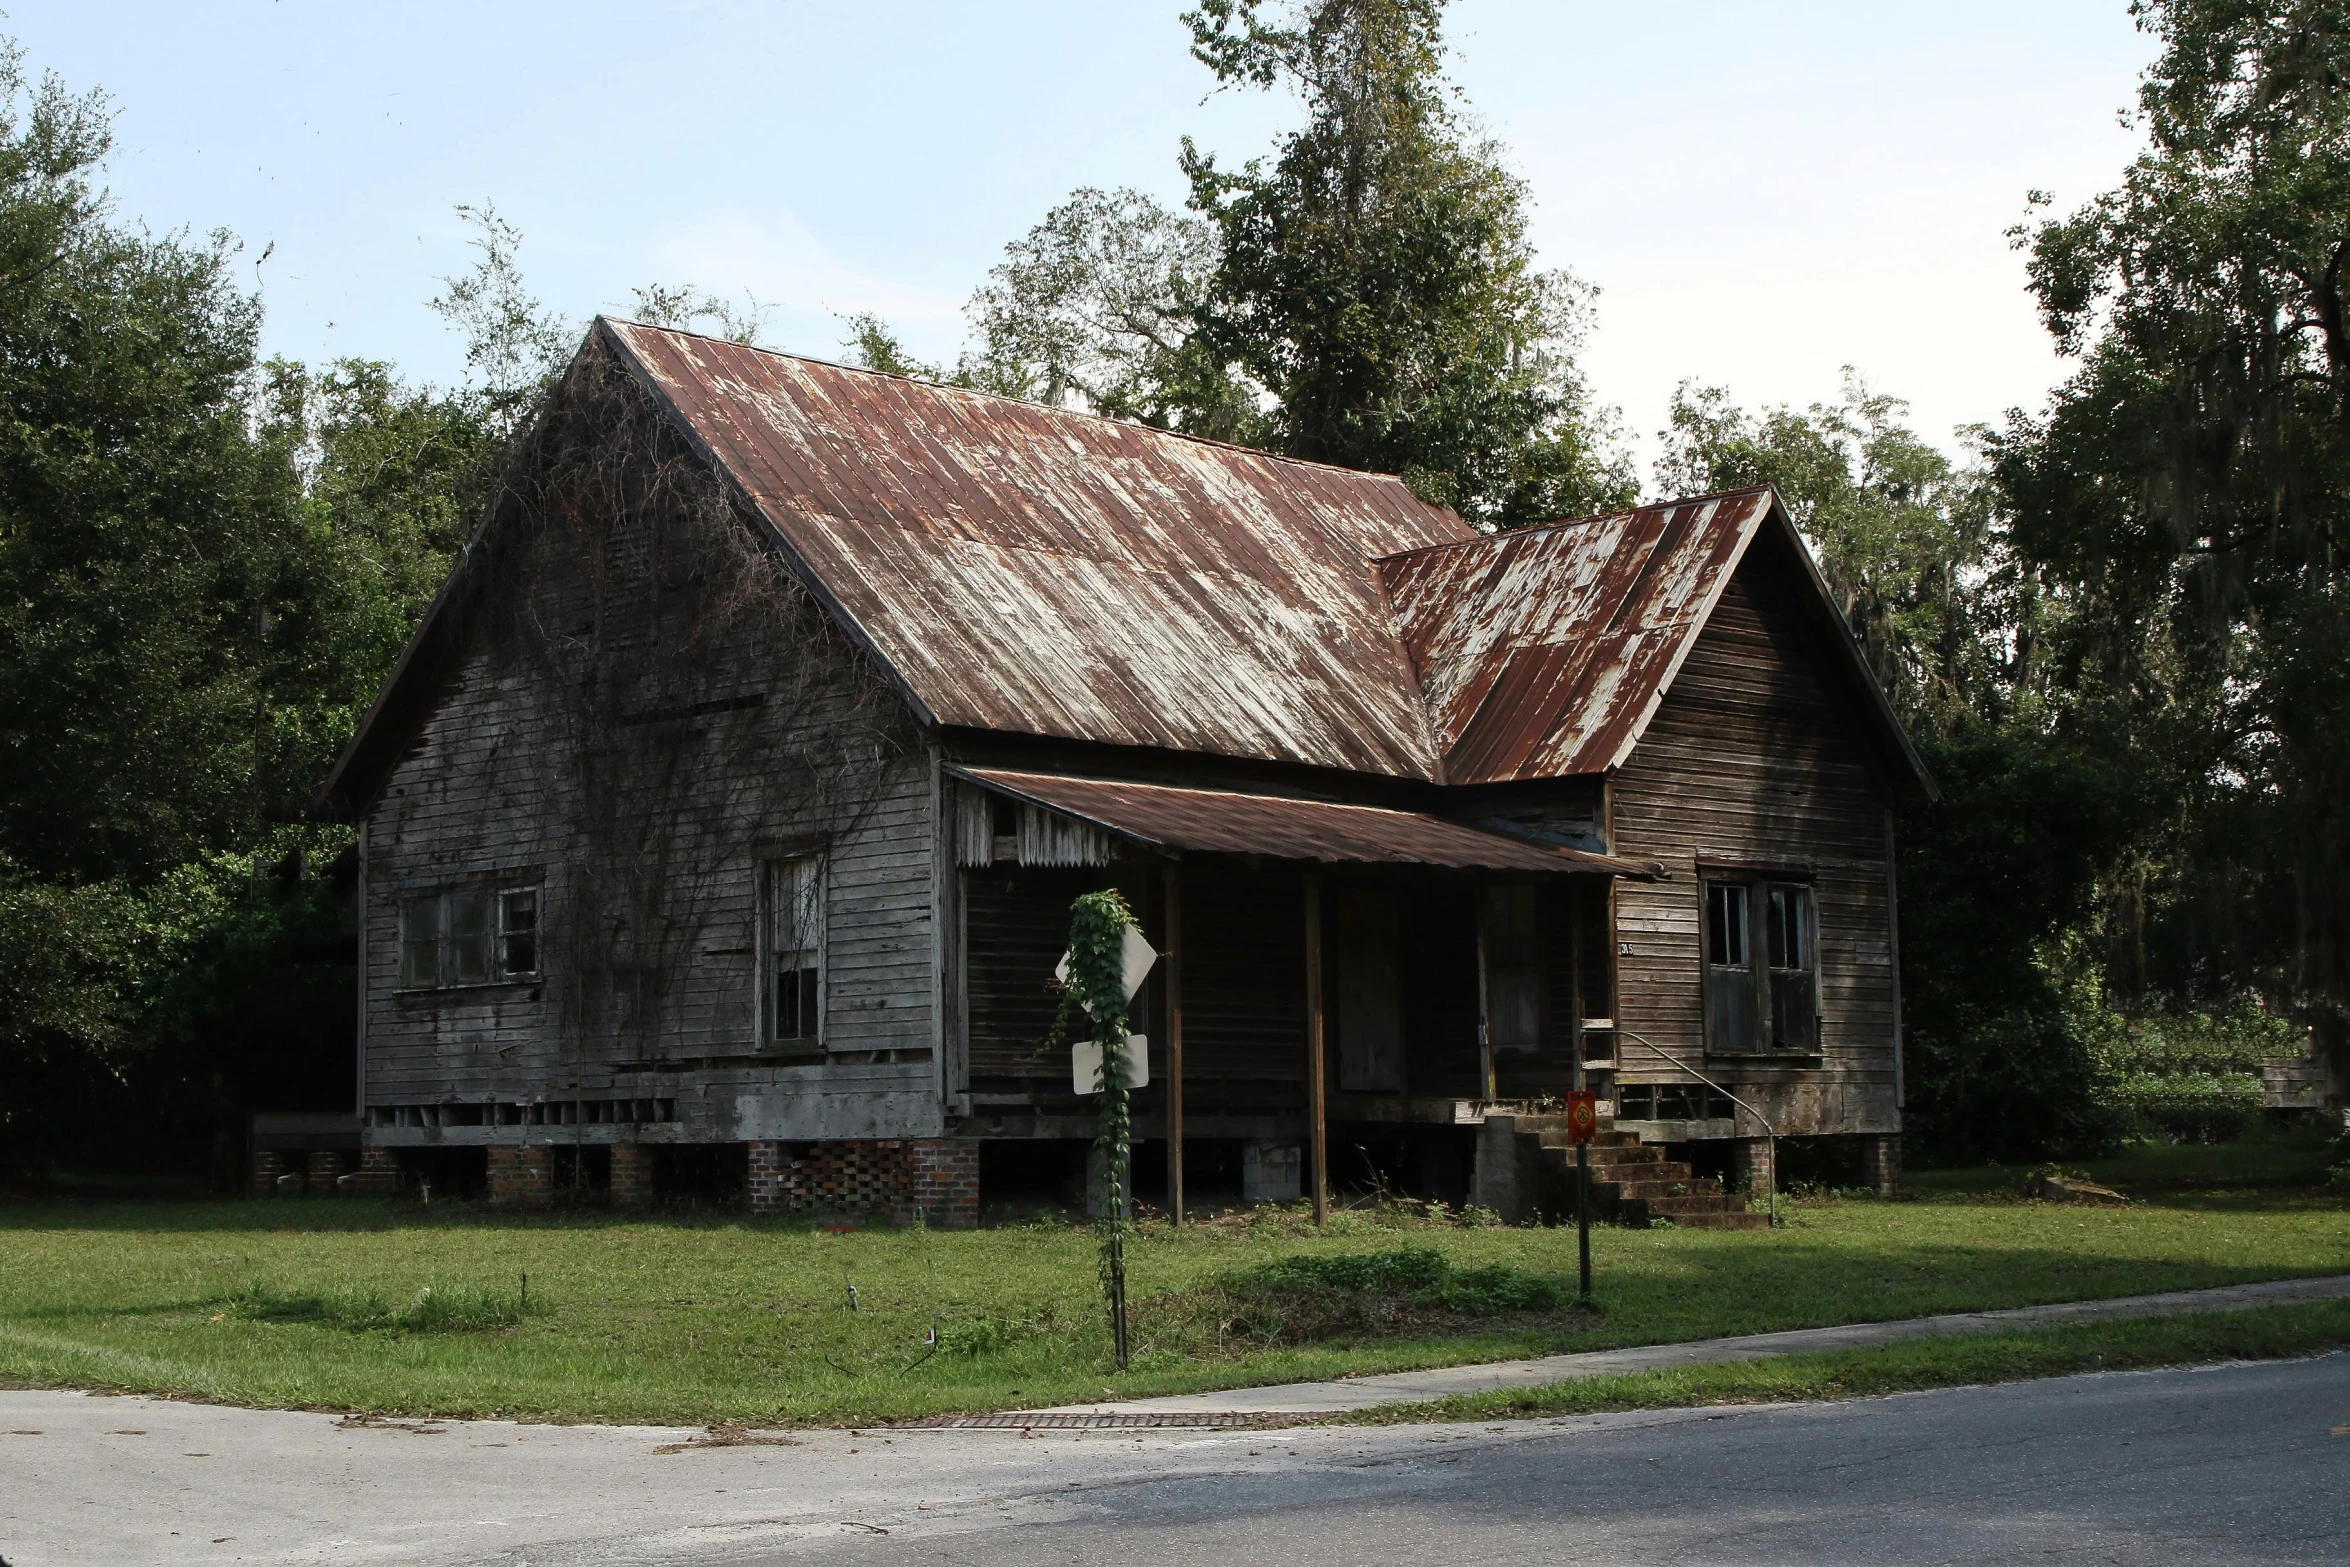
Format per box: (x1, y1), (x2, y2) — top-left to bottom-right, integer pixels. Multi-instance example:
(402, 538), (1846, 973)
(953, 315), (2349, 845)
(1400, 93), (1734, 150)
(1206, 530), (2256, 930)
(963, 187), (1265, 438)
(0, 49), (291, 885)
(2081, 1000), (2296, 1143)
(1994, 0), (2350, 1059)
(1655, 376), (2003, 725)
(1179, 0), (1631, 520)
(0, 39), (545, 1180)
(1064, 889), (1142, 1361)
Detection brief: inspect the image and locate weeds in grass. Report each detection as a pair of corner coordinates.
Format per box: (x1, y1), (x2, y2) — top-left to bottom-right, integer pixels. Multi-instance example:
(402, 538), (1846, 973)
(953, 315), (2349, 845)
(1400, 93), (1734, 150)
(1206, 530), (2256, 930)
(225, 1280), (536, 1334)
(1132, 1247), (1584, 1357)
(2, 1179), (2341, 1426)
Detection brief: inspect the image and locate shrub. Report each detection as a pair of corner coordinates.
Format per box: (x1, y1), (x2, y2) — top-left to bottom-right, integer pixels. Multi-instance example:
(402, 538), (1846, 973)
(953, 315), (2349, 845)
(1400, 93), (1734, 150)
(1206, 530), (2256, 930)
(1130, 1247), (1574, 1357)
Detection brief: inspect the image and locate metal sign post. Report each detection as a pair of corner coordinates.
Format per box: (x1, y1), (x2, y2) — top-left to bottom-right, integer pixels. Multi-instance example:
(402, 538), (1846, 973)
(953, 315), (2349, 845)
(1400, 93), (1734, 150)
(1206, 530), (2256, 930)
(1565, 1088), (1597, 1308)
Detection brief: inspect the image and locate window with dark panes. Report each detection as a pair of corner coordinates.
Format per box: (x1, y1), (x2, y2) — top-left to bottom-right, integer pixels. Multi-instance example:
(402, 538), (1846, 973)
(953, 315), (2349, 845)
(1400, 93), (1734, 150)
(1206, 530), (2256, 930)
(397, 882), (542, 988)
(1479, 884), (1542, 1055)
(400, 896), (441, 988)
(764, 854), (824, 1048)
(1703, 881), (1760, 1052)
(1701, 875), (1818, 1053)
(498, 889), (539, 978)
(445, 888), (492, 985)
(1765, 883), (1817, 1050)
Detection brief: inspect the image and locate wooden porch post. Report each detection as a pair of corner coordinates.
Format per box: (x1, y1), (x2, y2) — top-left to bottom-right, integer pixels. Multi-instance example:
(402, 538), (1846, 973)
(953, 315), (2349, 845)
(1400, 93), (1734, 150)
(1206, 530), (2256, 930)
(1305, 863), (1329, 1224)
(1165, 861), (1185, 1226)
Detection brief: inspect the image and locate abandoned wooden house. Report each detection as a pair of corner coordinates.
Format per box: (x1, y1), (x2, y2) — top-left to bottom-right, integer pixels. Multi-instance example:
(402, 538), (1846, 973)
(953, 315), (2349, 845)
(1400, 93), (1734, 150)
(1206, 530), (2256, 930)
(311, 318), (1935, 1225)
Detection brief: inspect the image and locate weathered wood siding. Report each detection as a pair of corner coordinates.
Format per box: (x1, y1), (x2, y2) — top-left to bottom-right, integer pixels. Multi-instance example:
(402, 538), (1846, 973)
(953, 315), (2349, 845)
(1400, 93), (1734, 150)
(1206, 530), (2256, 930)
(1609, 535), (1900, 1136)
(360, 370), (942, 1147)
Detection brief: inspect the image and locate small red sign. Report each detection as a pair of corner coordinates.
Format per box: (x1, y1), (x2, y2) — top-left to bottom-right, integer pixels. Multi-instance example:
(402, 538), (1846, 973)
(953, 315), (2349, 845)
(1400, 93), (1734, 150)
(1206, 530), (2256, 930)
(1565, 1090), (1598, 1145)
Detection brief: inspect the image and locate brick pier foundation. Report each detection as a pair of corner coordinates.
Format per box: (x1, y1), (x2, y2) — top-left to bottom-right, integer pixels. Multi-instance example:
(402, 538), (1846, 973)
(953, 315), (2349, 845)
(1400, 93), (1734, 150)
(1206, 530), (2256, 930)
(1861, 1133), (1901, 1196)
(305, 1150), (346, 1191)
(487, 1144), (554, 1209)
(747, 1139), (978, 1227)
(350, 1145), (400, 1194)
(610, 1142), (654, 1208)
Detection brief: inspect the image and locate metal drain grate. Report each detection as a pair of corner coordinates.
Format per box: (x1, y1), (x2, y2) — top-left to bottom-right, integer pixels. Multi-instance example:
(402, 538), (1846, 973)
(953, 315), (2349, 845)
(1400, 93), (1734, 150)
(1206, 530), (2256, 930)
(890, 1410), (1332, 1430)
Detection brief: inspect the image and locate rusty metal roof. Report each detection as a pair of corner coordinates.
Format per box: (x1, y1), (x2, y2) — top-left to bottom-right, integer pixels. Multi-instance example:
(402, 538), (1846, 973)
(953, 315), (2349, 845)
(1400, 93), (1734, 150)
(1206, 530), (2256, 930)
(607, 320), (1467, 779)
(318, 328), (1931, 819)
(1378, 488), (1933, 793)
(953, 767), (1652, 875)
(1378, 490), (1773, 784)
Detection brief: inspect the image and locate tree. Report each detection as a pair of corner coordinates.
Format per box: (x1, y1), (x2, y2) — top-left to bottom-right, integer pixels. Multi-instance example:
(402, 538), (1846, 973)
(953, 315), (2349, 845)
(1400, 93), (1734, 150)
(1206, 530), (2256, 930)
(1657, 377), (2141, 1156)
(963, 187), (1266, 439)
(1178, 0), (1632, 519)
(0, 48), (294, 886)
(627, 282), (770, 346)
(1999, 0), (2350, 1072)
(1655, 375), (2002, 727)
(427, 204), (572, 439)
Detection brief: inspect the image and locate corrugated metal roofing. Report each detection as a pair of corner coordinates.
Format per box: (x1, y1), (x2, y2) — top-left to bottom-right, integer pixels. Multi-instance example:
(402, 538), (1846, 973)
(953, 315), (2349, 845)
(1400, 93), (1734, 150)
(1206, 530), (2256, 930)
(953, 767), (1651, 875)
(1377, 490), (1774, 784)
(607, 320), (1468, 780)
(318, 325), (1929, 817)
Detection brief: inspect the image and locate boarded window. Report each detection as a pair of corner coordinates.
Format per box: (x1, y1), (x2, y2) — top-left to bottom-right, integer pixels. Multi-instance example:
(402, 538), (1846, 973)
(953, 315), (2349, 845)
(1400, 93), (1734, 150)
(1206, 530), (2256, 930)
(764, 854), (824, 1048)
(1702, 876), (1817, 1053)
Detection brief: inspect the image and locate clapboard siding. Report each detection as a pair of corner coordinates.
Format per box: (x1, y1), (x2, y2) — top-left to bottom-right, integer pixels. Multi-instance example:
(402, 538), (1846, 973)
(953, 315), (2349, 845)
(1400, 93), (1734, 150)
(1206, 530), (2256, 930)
(360, 390), (943, 1144)
(1609, 535), (1900, 1137)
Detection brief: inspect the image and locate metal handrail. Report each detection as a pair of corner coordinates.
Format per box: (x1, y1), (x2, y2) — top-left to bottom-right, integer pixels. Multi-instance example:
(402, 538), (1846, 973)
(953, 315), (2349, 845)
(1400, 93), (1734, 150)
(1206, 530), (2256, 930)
(1603, 1027), (1779, 1228)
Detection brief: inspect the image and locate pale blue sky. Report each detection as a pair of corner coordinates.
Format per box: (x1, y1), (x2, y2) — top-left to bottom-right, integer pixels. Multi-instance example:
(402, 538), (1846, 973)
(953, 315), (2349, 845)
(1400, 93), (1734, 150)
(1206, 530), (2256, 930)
(11, 1), (2156, 476)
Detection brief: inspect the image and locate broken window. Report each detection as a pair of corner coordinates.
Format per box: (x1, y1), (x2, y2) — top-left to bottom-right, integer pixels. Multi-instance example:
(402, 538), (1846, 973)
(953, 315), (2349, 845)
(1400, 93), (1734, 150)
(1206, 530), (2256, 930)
(1701, 875), (1817, 1053)
(763, 854), (824, 1049)
(498, 888), (539, 979)
(398, 881), (541, 989)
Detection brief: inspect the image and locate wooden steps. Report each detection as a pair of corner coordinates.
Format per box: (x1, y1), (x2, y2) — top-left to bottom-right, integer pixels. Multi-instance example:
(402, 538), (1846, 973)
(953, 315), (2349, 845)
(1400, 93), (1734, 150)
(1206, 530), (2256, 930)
(1515, 1120), (1770, 1231)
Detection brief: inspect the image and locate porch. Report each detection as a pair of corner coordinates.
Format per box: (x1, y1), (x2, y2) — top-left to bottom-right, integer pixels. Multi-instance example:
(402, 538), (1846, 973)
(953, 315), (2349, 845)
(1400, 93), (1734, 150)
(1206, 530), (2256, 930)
(947, 766), (1665, 1218)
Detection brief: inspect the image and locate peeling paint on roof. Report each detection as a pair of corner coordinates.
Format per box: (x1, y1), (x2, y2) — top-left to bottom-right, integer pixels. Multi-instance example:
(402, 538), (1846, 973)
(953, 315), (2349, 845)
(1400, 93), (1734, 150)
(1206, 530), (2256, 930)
(954, 768), (1651, 875)
(1378, 491), (1775, 784)
(607, 320), (1467, 779)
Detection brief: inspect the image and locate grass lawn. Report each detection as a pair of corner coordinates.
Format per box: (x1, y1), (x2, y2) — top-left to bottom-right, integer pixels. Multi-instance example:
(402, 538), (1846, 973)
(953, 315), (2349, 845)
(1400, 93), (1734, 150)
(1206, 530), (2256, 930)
(1346, 1299), (2350, 1424)
(2, 1133), (2343, 1427)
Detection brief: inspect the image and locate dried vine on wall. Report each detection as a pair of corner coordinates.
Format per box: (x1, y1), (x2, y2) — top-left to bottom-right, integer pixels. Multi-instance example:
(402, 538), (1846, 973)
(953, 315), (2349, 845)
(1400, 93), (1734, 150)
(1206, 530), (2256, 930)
(465, 340), (917, 1070)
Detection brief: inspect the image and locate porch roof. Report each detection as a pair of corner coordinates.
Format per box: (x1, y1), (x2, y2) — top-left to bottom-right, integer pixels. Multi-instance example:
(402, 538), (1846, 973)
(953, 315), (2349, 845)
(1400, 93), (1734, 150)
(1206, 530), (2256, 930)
(952, 767), (1655, 876)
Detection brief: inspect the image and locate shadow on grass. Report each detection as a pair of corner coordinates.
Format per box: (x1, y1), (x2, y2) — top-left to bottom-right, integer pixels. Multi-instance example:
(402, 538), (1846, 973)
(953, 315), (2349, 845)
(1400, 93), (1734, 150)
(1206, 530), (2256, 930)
(0, 1196), (801, 1235)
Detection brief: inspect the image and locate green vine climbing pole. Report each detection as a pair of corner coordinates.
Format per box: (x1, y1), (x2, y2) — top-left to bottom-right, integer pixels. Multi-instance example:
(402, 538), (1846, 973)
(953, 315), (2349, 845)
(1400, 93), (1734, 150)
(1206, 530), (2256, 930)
(1062, 889), (1140, 1368)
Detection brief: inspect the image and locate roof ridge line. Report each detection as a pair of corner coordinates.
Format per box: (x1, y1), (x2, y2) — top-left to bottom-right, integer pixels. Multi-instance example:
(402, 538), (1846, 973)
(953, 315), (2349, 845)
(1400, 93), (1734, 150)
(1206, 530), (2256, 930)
(1369, 484), (1779, 566)
(597, 315), (1459, 493)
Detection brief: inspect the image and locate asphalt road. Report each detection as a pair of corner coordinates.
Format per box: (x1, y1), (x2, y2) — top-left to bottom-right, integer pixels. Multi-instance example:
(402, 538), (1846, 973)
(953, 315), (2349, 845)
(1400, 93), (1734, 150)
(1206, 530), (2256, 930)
(3, 1355), (2345, 1566)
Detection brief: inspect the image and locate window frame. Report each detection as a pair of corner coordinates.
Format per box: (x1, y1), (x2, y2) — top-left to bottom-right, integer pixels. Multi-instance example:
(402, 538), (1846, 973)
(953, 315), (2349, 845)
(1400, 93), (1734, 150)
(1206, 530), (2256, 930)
(1698, 868), (1820, 1056)
(757, 851), (827, 1055)
(395, 877), (544, 992)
